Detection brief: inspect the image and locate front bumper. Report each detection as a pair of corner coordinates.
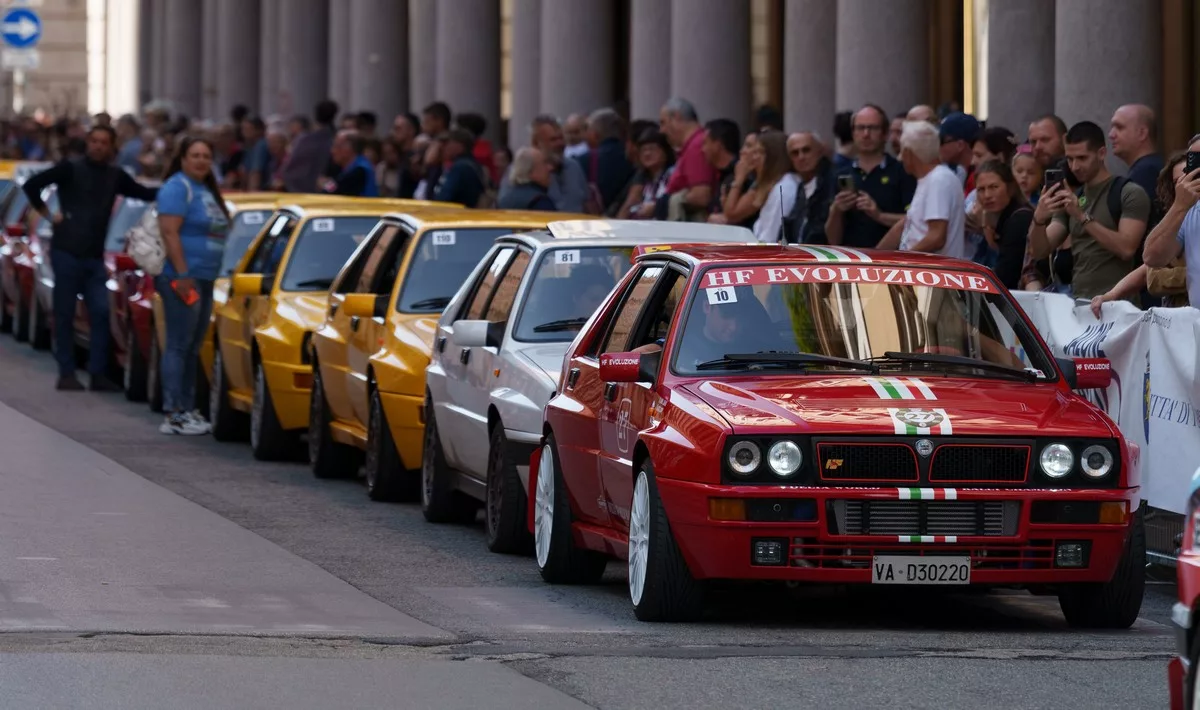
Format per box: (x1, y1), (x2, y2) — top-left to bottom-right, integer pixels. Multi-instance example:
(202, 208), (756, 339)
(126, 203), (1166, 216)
(656, 478), (1137, 583)
(262, 360), (314, 431)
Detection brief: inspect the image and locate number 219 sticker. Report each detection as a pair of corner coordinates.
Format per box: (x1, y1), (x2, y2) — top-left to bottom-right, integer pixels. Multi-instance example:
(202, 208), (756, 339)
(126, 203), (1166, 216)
(555, 249), (580, 264)
(431, 230), (456, 246)
(706, 286), (737, 304)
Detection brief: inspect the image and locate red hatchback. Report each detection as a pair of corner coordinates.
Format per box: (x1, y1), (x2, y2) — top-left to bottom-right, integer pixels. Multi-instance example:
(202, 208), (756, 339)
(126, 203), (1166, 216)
(534, 244), (1144, 623)
(1168, 468), (1200, 709)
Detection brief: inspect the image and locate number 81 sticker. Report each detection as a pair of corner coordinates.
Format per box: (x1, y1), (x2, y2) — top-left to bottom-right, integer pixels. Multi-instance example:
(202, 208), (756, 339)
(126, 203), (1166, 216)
(555, 249), (580, 264)
(706, 286), (737, 304)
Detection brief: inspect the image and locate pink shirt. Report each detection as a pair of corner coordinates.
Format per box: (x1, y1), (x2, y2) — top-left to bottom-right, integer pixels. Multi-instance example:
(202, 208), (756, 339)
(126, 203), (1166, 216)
(666, 127), (717, 194)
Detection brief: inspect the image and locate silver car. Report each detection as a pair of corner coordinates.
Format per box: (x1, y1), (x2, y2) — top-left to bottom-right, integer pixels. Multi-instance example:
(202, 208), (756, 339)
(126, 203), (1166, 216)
(422, 220), (754, 553)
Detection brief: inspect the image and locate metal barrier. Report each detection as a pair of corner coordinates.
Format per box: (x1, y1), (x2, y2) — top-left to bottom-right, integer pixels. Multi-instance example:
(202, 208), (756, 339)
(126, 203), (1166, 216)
(1146, 505), (1184, 567)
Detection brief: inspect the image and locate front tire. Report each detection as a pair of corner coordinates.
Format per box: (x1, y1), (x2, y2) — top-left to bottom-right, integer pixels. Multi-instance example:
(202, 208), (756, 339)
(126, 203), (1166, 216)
(123, 321), (147, 402)
(13, 291), (29, 342)
(365, 388), (415, 501)
(1058, 508), (1146, 629)
(535, 434), (607, 584)
(629, 462), (705, 622)
(147, 326), (163, 413)
(420, 396), (476, 523)
(250, 361), (292, 460)
(209, 347), (245, 441)
(28, 295), (50, 350)
(309, 365), (360, 479)
(485, 424), (532, 554)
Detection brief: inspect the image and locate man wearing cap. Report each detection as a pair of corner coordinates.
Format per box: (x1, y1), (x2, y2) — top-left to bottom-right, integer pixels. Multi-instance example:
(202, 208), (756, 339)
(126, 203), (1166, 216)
(939, 112), (980, 194)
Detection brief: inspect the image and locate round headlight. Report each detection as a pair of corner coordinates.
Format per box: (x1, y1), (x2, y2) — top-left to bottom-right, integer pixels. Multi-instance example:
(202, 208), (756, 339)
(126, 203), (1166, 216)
(727, 441), (761, 476)
(1039, 443), (1074, 479)
(1080, 444), (1114, 478)
(767, 440), (803, 478)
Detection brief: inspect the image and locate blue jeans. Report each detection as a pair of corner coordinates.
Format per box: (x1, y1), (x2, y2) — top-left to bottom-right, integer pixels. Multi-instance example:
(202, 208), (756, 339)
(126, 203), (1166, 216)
(50, 250), (109, 378)
(154, 275), (214, 414)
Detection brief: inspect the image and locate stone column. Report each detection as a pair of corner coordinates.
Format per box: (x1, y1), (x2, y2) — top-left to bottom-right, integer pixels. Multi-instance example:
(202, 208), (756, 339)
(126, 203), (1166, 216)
(201, 0), (219, 118)
(138, 0), (154, 106)
(348, 0), (409, 123)
(259, 0), (280, 115)
(215, 0), (260, 118)
(435, 0), (500, 140)
(149, 0), (165, 100)
(983, 0), (1053, 132)
(161, 0), (203, 117)
(409, 0), (437, 114)
(783, 0), (836, 134)
(629, 0), (671, 121)
(508, 0), (540, 148)
(1054, 0), (1160, 129)
(670, 0), (750, 129)
(835, 0), (928, 119)
(327, 5), (350, 109)
(278, 0), (330, 118)
(540, 0), (613, 120)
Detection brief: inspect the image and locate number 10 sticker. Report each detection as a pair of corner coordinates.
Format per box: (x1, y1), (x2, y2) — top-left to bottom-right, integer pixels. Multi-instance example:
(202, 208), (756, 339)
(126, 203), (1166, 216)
(556, 249), (580, 264)
(706, 286), (736, 304)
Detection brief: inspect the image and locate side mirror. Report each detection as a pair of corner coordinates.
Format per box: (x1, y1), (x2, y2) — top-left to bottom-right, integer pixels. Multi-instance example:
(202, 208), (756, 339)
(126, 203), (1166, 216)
(452, 319), (503, 348)
(342, 293), (385, 318)
(231, 273), (267, 297)
(1059, 357), (1112, 390)
(599, 351), (654, 383)
(114, 254), (138, 272)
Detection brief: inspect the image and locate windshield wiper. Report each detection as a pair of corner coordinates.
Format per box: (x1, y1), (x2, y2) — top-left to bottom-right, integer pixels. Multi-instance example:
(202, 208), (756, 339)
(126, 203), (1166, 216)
(869, 351), (1038, 382)
(532, 317), (589, 333)
(695, 351), (880, 373)
(291, 278), (334, 289)
(408, 296), (452, 310)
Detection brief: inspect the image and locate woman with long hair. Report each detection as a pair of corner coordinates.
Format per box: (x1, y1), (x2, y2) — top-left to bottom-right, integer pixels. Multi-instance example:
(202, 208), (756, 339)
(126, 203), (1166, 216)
(973, 160), (1033, 289)
(750, 130), (800, 243)
(1091, 151), (1192, 314)
(156, 136), (231, 435)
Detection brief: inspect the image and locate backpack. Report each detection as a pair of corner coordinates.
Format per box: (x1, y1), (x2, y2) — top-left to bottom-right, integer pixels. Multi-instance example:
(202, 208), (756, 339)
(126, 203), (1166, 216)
(127, 177), (191, 275)
(472, 162), (497, 209)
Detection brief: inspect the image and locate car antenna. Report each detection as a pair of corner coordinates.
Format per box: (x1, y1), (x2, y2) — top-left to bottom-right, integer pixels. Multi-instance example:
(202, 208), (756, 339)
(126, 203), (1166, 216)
(776, 184), (786, 247)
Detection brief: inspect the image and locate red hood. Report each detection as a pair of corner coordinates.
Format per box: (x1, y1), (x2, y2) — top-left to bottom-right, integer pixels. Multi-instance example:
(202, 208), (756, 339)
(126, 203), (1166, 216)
(679, 374), (1115, 438)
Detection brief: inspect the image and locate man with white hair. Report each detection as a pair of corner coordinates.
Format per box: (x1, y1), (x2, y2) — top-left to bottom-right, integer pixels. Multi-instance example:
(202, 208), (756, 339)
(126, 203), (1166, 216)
(660, 97), (716, 221)
(563, 113), (589, 159)
(497, 147), (556, 211)
(878, 120), (966, 258)
(577, 107), (634, 212)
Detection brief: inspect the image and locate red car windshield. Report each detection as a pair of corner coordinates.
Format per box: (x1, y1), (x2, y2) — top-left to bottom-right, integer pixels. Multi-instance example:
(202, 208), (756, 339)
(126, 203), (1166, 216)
(671, 263), (1057, 380)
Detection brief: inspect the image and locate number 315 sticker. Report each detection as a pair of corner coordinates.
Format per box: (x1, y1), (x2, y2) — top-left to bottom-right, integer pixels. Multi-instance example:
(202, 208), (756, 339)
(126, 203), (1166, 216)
(706, 286), (737, 304)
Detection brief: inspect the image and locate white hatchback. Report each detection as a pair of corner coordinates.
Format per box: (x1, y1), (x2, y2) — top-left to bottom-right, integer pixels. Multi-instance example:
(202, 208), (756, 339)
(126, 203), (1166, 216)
(422, 220), (754, 552)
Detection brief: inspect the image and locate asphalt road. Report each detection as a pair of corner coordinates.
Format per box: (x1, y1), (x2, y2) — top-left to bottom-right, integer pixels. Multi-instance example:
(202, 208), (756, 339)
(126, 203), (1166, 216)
(0, 336), (1176, 709)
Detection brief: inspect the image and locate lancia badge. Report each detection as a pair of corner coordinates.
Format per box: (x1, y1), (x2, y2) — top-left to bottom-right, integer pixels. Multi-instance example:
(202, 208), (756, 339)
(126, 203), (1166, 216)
(915, 439), (934, 457)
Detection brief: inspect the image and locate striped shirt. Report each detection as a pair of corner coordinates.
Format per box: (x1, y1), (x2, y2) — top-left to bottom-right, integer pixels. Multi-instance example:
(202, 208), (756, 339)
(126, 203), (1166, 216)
(1179, 203), (1200, 308)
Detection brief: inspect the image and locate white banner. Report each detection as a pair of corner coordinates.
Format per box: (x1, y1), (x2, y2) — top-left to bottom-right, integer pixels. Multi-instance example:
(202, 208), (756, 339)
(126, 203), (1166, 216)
(1013, 292), (1200, 513)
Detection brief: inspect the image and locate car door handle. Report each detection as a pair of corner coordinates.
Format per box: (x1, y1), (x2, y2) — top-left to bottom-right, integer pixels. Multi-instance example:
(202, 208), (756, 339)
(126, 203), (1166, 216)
(604, 382), (617, 402)
(460, 348), (471, 365)
(330, 303), (339, 316)
(566, 367), (580, 389)
(436, 336), (447, 353)
(350, 316), (360, 331)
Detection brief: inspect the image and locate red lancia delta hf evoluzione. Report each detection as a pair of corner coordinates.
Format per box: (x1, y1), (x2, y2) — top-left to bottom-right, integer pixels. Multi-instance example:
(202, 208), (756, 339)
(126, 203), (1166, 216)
(532, 244), (1143, 623)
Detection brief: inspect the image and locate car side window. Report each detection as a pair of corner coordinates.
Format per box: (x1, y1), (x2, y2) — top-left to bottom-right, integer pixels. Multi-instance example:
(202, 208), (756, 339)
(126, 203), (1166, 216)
(642, 269), (688, 346)
(260, 218), (297, 275)
(245, 214), (292, 273)
(463, 247), (514, 320)
(484, 250), (531, 322)
(599, 265), (664, 353)
(352, 224), (405, 294)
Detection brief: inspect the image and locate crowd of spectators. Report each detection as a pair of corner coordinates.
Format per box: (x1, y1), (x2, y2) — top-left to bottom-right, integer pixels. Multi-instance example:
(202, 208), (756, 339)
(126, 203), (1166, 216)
(7, 93), (1195, 311)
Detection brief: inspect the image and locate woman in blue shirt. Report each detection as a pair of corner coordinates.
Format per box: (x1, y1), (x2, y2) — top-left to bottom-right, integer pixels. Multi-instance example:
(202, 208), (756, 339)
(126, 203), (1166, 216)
(155, 136), (230, 435)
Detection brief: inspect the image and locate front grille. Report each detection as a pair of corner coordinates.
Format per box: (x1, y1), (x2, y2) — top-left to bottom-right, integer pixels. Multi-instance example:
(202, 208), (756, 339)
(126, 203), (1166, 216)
(829, 500), (1020, 537)
(817, 443), (918, 482)
(929, 445), (1029, 484)
(789, 539), (1058, 569)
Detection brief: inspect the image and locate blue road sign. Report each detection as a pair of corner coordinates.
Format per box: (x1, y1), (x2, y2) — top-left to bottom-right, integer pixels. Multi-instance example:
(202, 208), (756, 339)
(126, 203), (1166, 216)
(1, 8), (41, 49)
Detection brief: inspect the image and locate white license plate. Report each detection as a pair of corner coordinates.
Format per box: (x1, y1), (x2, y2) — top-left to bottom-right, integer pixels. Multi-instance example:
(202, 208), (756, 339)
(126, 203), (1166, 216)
(871, 556), (971, 584)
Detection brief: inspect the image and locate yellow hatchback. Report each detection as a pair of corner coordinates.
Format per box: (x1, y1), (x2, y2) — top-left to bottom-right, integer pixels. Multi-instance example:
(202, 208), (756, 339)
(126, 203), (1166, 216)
(308, 210), (582, 499)
(208, 200), (450, 460)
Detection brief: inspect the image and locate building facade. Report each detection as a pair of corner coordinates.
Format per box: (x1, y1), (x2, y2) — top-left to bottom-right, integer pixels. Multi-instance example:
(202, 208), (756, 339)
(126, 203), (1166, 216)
(139, 0), (1200, 153)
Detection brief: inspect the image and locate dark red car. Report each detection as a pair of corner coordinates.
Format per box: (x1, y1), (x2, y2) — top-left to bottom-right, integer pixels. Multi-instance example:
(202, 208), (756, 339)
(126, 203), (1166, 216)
(1168, 467), (1200, 709)
(0, 185), (57, 344)
(533, 244), (1143, 623)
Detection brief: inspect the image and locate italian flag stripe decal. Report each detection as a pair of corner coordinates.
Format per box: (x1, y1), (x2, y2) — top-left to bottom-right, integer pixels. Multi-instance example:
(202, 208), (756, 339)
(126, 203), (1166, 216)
(897, 535), (959, 543)
(864, 377), (937, 400)
(794, 245), (874, 263)
(887, 407), (954, 435)
(897, 488), (959, 500)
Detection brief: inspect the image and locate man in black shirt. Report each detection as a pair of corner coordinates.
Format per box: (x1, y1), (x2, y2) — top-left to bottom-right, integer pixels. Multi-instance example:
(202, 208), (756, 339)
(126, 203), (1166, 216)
(701, 119), (740, 217)
(825, 105), (916, 248)
(22, 126), (159, 392)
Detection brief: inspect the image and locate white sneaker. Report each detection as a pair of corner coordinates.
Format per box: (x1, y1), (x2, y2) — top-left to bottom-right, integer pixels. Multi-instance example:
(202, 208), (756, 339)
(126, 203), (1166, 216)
(159, 413), (209, 436)
(185, 410), (212, 433)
